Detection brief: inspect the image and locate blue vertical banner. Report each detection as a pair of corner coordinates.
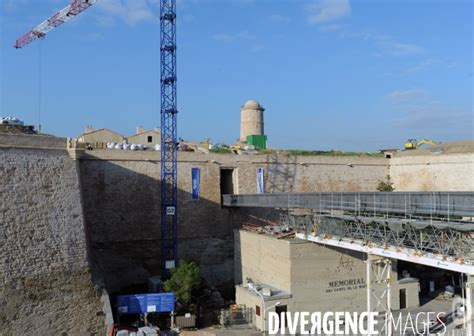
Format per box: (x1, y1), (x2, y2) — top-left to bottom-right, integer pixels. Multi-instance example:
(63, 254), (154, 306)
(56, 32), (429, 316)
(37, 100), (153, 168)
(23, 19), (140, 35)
(257, 168), (265, 194)
(191, 168), (200, 200)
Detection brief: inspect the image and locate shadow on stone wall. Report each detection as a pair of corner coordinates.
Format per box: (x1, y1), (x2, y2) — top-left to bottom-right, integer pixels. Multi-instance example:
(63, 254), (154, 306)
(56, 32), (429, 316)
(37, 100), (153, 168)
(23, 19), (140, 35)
(265, 154), (297, 193)
(78, 158), (237, 297)
(0, 146), (105, 334)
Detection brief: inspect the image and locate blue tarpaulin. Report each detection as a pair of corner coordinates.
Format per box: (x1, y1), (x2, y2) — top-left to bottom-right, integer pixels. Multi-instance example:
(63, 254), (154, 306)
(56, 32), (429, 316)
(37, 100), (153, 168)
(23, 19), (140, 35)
(117, 292), (175, 314)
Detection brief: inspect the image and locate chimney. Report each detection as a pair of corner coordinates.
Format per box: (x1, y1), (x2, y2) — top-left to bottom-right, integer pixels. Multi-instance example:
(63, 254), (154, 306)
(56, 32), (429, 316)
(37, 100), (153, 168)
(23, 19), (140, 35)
(154, 127), (160, 133)
(85, 125), (93, 133)
(136, 126), (144, 134)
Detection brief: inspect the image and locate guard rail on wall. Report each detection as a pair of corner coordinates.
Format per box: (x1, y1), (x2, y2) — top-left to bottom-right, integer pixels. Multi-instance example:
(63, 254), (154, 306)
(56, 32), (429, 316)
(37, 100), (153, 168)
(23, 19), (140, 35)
(222, 192), (474, 218)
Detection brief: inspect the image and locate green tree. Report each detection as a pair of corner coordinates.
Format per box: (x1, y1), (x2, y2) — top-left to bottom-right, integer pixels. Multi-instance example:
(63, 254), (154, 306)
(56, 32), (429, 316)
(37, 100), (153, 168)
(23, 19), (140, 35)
(377, 175), (395, 192)
(163, 260), (200, 304)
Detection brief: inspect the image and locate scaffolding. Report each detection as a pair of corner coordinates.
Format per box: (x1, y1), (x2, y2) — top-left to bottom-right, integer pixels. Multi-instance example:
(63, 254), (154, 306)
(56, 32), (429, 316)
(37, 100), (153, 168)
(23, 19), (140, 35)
(286, 213), (473, 268)
(225, 192), (474, 333)
(224, 192), (474, 271)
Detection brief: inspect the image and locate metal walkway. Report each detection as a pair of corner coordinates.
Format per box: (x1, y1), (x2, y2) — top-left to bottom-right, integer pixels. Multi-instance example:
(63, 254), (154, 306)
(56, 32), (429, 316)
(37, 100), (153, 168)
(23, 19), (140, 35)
(223, 192), (474, 274)
(224, 192), (474, 334)
(222, 192), (474, 217)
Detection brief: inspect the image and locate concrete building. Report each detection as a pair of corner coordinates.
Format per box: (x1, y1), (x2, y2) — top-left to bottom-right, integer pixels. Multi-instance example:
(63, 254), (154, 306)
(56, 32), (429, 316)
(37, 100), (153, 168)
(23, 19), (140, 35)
(77, 126), (124, 144)
(125, 126), (161, 146)
(234, 229), (420, 331)
(240, 100), (265, 142)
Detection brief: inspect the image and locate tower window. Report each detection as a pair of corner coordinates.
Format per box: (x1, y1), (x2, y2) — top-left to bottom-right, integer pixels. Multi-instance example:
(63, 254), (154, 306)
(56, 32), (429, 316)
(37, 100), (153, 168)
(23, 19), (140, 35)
(147, 136), (153, 143)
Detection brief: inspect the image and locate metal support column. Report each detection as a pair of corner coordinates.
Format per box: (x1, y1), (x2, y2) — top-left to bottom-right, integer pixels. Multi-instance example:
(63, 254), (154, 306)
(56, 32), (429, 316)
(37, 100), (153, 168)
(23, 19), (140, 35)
(466, 274), (473, 335)
(366, 254), (392, 335)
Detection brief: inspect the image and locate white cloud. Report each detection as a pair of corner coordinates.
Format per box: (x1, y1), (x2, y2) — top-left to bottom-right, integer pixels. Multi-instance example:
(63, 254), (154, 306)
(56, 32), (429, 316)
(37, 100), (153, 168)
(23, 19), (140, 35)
(337, 30), (425, 57)
(404, 59), (436, 74)
(403, 58), (457, 75)
(269, 14), (291, 24)
(80, 32), (105, 42)
(393, 105), (472, 133)
(212, 34), (234, 42)
(318, 23), (344, 32)
(385, 89), (473, 137)
(212, 31), (255, 42)
(95, 0), (158, 27)
(386, 89), (426, 104)
(378, 41), (424, 56)
(307, 0), (351, 25)
(2, 0), (31, 12)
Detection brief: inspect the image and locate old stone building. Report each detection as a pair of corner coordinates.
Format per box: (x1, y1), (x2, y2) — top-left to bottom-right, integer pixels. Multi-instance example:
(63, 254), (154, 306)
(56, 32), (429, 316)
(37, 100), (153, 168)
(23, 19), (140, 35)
(125, 126), (161, 146)
(77, 125), (124, 144)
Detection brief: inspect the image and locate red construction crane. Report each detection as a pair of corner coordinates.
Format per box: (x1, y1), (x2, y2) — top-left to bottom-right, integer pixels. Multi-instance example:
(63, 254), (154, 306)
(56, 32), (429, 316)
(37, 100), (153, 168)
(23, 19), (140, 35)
(14, 0), (97, 49)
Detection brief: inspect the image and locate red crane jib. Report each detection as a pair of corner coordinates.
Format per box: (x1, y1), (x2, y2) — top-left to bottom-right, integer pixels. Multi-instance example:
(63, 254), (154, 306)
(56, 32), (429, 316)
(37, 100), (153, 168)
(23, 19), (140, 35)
(14, 0), (95, 49)
(69, 0), (93, 16)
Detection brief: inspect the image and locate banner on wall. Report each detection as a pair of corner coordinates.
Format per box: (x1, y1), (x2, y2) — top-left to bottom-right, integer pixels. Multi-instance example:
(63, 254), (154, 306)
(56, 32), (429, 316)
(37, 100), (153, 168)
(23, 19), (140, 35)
(257, 168), (265, 194)
(191, 167), (200, 200)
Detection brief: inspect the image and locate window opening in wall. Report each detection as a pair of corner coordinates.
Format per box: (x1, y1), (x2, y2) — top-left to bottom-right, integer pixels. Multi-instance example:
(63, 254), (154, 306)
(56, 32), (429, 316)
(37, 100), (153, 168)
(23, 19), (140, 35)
(220, 168), (235, 195)
(400, 289), (407, 309)
(275, 305), (287, 329)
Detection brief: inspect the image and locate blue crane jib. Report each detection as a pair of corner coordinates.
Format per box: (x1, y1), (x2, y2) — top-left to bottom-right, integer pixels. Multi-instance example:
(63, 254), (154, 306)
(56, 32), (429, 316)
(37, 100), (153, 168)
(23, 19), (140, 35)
(160, 0), (178, 277)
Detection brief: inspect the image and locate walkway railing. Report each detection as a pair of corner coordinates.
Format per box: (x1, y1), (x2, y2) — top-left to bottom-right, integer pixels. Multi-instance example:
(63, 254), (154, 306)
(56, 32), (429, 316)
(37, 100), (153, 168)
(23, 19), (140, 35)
(223, 192), (474, 273)
(222, 192), (474, 218)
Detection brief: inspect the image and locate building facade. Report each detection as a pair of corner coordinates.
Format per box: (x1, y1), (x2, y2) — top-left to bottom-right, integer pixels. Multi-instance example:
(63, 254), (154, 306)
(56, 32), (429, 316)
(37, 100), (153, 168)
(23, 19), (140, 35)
(77, 127), (124, 144)
(125, 127), (161, 147)
(234, 229), (420, 331)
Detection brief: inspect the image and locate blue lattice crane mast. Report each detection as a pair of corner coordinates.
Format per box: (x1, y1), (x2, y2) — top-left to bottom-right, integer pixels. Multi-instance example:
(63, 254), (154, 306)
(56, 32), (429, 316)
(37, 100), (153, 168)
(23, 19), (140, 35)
(160, 0), (178, 277)
(14, 0), (179, 278)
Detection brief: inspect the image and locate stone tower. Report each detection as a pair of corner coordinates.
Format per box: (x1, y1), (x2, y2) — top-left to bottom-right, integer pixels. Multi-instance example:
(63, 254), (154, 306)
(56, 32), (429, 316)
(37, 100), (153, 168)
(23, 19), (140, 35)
(240, 99), (265, 142)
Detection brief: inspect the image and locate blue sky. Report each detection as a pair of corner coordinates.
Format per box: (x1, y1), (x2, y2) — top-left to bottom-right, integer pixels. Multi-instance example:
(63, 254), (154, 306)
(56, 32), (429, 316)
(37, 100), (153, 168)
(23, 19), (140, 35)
(0, 0), (472, 151)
